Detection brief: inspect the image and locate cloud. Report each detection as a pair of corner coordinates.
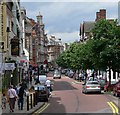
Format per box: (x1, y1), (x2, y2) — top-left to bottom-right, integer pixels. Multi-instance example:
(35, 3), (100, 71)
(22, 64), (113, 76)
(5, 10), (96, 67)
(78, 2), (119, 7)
(21, 2), (118, 43)
(21, 0), (119, 2)
(50, 31), (80, 43)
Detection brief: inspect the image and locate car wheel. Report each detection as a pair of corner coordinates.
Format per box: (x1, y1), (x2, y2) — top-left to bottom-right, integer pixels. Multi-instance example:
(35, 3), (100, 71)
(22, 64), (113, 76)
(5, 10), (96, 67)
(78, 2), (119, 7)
(84, 90), (87, 94)
(113, 91), (115, 96)
(45, 98), (48, 102)
(82, 90), (84, 93)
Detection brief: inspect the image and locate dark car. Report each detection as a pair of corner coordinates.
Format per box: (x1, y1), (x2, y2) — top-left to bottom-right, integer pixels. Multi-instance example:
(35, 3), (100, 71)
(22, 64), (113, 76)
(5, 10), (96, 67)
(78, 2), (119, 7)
(34, 85), (49, 102)
(113, 81), (120, 97)
(98, 79), (106, 90)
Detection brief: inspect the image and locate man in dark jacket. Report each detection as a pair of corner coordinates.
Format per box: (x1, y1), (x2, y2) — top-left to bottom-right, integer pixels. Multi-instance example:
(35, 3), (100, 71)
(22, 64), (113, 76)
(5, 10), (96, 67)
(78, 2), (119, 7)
(17, 84), (25, 110)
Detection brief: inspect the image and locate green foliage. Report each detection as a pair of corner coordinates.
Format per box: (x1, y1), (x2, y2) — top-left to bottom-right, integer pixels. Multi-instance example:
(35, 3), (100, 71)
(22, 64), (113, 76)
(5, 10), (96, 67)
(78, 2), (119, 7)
(56, 19), (120, 75)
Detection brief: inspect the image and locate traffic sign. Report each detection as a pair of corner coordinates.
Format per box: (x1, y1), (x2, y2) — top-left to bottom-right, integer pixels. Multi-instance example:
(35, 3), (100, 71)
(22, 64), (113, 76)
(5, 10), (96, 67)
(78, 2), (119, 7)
(5, 63), (15, 70)
(0, 63), (15, 70)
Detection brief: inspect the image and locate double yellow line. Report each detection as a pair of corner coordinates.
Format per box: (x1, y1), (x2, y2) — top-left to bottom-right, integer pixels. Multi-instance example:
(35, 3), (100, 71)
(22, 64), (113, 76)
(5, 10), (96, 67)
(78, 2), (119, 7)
(33, 103), (50, 114)
(107, 102), (119, 114)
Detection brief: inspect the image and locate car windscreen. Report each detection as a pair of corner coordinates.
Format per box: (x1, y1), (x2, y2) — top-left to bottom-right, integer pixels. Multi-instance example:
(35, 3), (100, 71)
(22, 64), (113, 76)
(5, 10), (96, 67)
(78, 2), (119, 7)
(54, 71), (60, 74)
(35, 86), (45, 90)
(87, 82), (99, 85)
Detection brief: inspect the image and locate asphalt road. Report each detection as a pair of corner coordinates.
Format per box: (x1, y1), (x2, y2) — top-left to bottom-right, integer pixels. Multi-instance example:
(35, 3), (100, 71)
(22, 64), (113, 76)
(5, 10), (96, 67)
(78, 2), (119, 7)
(36, 74), (113, 114)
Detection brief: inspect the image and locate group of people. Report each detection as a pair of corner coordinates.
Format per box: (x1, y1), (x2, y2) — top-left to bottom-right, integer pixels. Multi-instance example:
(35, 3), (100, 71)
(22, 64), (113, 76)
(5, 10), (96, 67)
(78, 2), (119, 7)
(1, 81), (27, 113)
(1, 75), (52, 113)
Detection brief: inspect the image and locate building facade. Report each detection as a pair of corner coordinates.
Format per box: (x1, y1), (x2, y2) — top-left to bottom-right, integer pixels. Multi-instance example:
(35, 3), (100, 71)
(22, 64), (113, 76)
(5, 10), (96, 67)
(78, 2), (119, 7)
(0, 0), (24, 87)
(47, 36), (64, 68)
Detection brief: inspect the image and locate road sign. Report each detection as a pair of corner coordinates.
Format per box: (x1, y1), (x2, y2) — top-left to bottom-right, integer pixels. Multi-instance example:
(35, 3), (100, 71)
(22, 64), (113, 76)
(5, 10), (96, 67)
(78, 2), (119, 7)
(5, 63), (15, 70)
(0, 63), (15, 71)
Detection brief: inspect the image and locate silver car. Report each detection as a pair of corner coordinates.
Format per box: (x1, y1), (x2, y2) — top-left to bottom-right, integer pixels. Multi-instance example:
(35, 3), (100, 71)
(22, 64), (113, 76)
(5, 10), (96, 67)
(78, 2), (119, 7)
(53, 70), (61, 79)
(82, 81), (101, 94)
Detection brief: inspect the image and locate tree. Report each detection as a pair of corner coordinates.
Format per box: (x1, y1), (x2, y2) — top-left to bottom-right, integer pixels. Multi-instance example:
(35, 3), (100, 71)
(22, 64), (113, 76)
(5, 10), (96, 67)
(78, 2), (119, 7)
(92, 19), (120, 89)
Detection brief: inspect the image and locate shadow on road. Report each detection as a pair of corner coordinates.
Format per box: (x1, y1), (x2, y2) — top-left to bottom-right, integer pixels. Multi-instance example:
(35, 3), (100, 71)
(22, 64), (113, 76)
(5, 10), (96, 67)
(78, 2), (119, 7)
(42, 96), (66, 113)
(53, 81), (78, 91)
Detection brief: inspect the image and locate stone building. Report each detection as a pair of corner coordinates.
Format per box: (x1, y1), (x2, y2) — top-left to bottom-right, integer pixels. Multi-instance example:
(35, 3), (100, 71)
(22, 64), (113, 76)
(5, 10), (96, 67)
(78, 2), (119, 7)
(47, 35), (64, 68)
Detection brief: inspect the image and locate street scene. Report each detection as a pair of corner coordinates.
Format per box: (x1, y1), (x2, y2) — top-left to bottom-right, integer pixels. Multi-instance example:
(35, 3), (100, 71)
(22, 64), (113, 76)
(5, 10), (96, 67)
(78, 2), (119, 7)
(0, 0), (120, 114)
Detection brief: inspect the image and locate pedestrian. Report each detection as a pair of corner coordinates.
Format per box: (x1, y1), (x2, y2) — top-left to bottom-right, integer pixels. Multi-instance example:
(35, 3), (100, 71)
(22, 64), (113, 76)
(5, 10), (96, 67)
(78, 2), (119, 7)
(21, 80), (27, 90)
(1, 93), (7, 110)
(17, 83), (25, 110)
(8, 85), (18, 112)
(79, 73), (82, 82)
(45, 79), (51, 96)
(30, 75), (32, 85)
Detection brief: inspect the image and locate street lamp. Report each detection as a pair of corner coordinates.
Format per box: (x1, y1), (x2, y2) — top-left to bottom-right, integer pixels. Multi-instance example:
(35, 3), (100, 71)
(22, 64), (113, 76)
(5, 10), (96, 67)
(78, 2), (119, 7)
(10, 72), (13, 85)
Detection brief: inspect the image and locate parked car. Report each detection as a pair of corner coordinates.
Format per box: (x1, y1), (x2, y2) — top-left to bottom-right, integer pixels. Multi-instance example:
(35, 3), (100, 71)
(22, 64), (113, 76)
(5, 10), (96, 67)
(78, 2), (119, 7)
(61, 69), (67, 74)
(113, 81), (120, 97)
(104, 81), (117, 92)
(65, 69), (70, 76)
(68, 70), (74, 78)
(98, 79), (106, 90)
(34, 85), (49, 102)
(82, 81), (101, 94)
(53, 70), (61, 79)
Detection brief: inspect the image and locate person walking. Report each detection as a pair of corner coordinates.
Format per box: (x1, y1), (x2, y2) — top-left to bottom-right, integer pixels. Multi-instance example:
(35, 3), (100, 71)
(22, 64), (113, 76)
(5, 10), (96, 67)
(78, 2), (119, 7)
(45, 79), (51, 96)
(1, 93), (7, 110)
(17, 83), (25, 110)
(8, 85), (18, 112)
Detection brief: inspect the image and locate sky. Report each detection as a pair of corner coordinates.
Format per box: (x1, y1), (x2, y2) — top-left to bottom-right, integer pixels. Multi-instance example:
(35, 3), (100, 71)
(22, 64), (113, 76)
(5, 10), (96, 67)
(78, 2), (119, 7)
(21, 0), (119, 43)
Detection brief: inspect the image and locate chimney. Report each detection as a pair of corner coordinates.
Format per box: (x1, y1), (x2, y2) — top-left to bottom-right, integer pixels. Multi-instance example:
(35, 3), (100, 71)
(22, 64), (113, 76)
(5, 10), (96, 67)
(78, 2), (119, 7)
(96, 12), (100, 21)
(100, 9), (106, 19)
(36, 12), (43, 25)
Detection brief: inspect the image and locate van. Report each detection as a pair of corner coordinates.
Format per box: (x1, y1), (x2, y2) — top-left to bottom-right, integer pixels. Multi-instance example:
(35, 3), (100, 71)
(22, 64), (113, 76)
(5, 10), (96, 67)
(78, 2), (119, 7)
(38, 75), (47, 84)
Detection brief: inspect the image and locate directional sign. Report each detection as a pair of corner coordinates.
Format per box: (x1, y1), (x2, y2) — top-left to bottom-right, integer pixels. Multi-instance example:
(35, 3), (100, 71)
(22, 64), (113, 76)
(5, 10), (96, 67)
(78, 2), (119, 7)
(5, 63), (15, 70)
(0, 63), (15, 71)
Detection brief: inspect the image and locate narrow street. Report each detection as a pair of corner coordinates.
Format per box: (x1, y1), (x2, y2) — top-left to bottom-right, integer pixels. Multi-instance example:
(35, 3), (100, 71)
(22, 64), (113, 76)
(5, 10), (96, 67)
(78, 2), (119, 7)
(36, 74), (113, 113)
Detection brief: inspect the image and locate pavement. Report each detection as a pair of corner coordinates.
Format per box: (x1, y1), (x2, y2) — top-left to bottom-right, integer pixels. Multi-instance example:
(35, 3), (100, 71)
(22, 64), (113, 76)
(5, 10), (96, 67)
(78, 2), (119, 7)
(1, 79), (45, 115)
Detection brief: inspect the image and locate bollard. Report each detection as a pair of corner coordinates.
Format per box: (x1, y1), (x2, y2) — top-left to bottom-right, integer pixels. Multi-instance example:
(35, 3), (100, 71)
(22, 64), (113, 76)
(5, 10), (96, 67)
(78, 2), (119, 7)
(33, 93), (35, 107)
(35, 91), (38, 105)
(30, 93), (33, 109)
(37, 87), (39, 104)
(34, 92), (37, 105)
(27, 95), (29, 111)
